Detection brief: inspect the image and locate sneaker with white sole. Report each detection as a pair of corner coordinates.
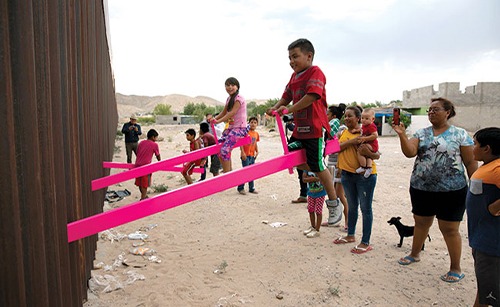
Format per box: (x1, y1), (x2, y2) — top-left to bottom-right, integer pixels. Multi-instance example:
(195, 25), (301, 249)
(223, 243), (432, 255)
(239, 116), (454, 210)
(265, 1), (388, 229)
(306, 230), (320, 238)
(303, 226), (315, 235)
(326, 199), (343, 226)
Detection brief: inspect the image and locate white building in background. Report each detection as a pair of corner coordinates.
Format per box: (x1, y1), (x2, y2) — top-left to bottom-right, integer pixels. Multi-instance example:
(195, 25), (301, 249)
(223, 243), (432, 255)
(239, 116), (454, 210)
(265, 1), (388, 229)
(156, 115), (198, 125)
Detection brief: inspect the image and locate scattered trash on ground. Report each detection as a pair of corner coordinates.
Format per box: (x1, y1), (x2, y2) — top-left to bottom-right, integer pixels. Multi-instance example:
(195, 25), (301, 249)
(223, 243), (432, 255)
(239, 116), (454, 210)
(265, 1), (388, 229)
(130, 247), (155, 256)
(100, 229), (127, 243)
(268, 222), (287, 228)
(88, 274), (123, 293)
(146, 255), (161, 263)
(138, 224), (158, 232)
(213, 260), (228, 274)
(88, 270), (145, 294)
(216, 293), (252, 306)
(127, 232), (148, 240)
(105, 189), (131, 203)
(124, 270), (145, 284)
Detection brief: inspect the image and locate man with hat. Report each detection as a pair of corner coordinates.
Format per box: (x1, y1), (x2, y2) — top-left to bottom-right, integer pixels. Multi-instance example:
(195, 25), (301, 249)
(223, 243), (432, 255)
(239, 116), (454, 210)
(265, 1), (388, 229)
(121, 115), (142, 163)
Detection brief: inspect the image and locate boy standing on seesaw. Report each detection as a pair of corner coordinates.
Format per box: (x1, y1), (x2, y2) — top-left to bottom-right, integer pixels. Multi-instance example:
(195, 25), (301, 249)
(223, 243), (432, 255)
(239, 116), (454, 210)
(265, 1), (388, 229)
(267, 38), (342, 226)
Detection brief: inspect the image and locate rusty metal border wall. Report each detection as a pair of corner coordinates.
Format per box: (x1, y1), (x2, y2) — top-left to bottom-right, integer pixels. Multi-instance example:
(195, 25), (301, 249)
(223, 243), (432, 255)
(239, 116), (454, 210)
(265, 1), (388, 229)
(0, 1), (117, 305)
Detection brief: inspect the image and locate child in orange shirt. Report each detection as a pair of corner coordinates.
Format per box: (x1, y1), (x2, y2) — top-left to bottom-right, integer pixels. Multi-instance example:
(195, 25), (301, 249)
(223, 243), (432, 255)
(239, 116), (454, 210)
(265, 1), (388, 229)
(237, 117), (260, 194)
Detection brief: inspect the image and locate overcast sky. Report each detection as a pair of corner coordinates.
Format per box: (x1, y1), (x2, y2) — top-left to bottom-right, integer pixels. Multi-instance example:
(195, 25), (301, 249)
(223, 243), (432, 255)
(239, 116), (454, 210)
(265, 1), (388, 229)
(108, 0), (500, 104)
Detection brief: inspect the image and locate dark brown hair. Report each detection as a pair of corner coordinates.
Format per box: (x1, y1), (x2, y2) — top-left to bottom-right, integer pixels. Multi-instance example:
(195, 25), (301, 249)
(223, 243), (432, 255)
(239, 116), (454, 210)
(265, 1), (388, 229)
(225, 77), (240, 111)
(431, 97), (456, 119)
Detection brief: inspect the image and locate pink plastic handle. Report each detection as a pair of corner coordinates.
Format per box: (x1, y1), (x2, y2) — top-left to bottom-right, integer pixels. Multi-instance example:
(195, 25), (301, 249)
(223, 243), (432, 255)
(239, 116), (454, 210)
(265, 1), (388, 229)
(272, 110), (293, 174)
(210, 121), (218, 143)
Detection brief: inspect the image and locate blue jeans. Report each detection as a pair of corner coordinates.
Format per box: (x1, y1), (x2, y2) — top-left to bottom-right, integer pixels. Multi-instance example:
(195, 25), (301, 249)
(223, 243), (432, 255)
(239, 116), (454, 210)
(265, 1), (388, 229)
(237, 156), (256, 192)
(341, 171), (377, 245)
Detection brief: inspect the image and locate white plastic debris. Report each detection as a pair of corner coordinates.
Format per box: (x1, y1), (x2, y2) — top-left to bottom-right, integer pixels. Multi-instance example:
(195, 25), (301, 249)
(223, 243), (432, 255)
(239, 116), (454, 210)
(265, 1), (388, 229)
(130, 247), (155, 256)
(128, 232), (148, 240)
(269, 222), (287, 228)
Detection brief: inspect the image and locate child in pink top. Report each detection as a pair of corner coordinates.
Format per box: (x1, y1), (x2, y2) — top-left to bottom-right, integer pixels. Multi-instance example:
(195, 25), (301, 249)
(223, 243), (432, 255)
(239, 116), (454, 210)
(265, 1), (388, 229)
(135, 129), (161, 200)
(355, 109), (379, 178)
(211, 77), (249, 173)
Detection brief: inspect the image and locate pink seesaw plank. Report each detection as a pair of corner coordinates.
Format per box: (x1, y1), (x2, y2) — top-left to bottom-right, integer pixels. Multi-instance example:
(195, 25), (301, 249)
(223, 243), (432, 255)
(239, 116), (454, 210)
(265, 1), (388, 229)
(102, 161), (204, 173)
(92, 136), (251, 191)
(68, 149), (306, 242)
(68, 139), (340, 242)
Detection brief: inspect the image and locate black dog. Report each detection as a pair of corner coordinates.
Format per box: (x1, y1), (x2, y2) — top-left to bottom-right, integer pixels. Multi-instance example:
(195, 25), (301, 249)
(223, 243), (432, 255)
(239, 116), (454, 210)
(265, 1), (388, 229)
(387, 217), (431, 250)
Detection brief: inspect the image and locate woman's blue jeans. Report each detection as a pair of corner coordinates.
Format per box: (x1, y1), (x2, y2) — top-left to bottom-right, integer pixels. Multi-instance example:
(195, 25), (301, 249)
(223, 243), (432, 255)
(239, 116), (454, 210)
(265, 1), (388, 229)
(341, 171), (377, 245)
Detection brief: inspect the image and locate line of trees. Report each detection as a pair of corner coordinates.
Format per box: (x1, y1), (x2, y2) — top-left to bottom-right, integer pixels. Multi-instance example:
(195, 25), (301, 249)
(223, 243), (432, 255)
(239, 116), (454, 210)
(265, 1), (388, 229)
(149, 99), (408, 125)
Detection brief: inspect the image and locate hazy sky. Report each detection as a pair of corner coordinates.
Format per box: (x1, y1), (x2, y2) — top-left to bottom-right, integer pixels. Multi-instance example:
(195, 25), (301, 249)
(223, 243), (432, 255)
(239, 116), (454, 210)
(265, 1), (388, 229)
(108, 0), (500, 104)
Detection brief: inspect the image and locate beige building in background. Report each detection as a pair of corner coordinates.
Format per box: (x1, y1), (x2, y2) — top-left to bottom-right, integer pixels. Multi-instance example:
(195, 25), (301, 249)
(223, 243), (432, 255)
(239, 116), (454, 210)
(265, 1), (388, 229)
(402, 82), (499, 132)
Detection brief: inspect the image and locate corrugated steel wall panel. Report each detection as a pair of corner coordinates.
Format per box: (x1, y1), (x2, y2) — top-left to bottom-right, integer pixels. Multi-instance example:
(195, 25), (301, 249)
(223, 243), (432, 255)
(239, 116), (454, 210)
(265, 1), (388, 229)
(0, 0), (117, 305)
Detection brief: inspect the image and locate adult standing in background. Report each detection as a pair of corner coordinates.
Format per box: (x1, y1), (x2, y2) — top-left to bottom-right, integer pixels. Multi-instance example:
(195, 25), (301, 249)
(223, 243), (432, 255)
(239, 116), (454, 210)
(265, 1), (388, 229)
(121, 115), (142, 163)
(394, 97), (478, 283)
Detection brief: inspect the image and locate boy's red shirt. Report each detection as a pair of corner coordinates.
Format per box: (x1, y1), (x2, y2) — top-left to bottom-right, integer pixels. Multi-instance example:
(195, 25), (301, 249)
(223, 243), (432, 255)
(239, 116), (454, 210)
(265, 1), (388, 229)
(282, 65), (329, 139)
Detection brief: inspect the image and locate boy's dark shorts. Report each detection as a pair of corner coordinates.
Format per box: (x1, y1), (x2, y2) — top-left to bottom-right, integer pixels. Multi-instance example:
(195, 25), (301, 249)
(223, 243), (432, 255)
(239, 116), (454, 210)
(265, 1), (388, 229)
(409, 186), (467, 221)
(473, 249), (500, 307)
(288, 136), (327, 173)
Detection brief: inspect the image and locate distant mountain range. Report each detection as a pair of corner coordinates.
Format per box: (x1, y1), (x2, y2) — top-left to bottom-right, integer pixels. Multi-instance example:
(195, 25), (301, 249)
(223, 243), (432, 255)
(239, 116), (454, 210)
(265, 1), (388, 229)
(115, 93), (225, 119)
(116, 93), (269, 119)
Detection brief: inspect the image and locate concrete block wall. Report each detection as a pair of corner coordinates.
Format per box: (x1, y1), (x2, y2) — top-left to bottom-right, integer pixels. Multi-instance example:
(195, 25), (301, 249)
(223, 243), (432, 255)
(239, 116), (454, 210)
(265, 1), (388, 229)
(402, 82), (500, 132)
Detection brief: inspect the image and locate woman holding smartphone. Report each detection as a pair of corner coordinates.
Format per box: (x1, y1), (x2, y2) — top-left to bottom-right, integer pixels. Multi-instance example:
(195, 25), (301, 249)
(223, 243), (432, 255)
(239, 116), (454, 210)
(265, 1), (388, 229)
(393, 97), (477, 283)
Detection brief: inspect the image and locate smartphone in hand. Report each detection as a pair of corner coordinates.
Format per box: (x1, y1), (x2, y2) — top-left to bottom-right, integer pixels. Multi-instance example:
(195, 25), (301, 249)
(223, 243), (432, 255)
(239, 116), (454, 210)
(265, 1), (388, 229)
(393, 108), (400, 125)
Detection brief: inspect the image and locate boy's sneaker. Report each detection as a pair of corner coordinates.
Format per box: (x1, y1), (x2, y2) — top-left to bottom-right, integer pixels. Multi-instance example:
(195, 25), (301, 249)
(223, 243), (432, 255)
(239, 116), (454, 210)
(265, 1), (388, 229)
(326, 199), (343, 227)
(303, 226), (315, 235)
(356, 167), (365, 174)
(364, 167), (372, 178)
(306, 230), (320, 238)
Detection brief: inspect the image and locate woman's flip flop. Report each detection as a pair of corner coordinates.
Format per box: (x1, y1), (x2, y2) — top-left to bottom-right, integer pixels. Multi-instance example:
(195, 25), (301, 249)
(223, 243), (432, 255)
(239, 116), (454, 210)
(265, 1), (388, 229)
(333, 237), (355, 244)
(351, 245), (373, 254)
(398, 255), (420, 265)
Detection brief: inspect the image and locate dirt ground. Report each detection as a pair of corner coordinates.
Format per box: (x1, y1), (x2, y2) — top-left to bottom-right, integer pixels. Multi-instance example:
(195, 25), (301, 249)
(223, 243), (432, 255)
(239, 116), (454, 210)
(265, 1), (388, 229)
(83, 124), (476, 307)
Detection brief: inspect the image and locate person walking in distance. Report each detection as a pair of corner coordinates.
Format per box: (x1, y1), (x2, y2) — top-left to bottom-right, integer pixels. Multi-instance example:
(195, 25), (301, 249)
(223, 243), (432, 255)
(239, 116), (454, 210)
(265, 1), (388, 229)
(121, 115), (142, 163)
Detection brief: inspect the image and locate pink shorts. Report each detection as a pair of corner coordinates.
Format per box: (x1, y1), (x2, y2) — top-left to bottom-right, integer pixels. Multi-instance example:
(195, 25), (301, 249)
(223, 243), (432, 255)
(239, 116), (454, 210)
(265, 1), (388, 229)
(307, 196), (325, 214)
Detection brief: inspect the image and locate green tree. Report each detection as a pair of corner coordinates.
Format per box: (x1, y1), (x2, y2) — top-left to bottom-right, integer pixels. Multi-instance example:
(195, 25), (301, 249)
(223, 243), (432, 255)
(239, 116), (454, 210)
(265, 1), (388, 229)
(183, 102), (196, 115)
(153, 104), (172, 115)
(251, 98), (279, 117)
